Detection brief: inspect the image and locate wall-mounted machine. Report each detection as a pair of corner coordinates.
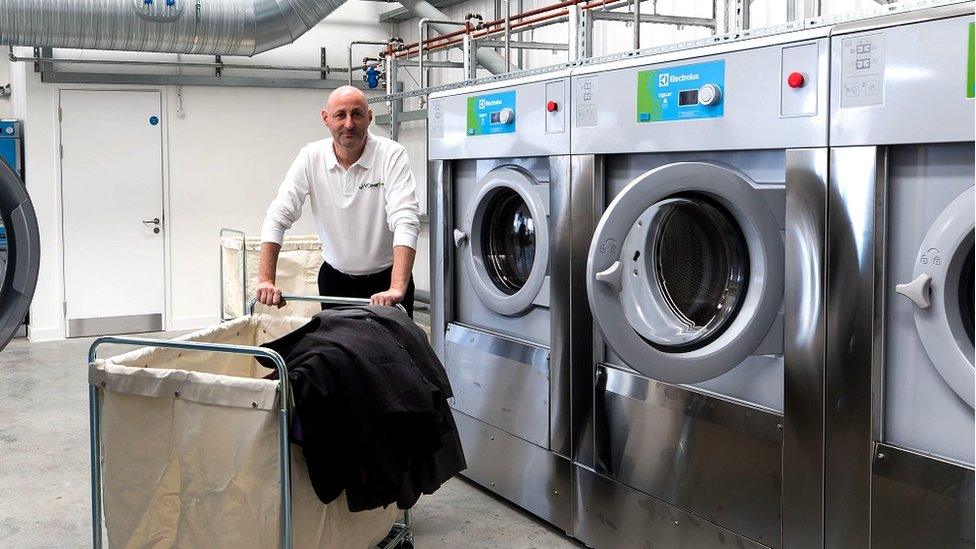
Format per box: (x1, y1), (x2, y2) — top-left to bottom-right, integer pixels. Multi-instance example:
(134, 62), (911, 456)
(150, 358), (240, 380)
(569, 28), (829, 548)
(826, 4), (975, 547)
(428, 70), (574, 532)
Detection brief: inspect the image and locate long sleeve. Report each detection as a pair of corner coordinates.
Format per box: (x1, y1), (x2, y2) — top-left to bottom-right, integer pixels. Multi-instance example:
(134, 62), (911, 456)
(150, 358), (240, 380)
(383, 147), (421, 249)
(261, 147), (311, 245)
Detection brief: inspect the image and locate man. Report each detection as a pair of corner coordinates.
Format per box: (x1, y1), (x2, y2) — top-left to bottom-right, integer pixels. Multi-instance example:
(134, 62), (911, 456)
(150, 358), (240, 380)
(256, 85), (421, 316)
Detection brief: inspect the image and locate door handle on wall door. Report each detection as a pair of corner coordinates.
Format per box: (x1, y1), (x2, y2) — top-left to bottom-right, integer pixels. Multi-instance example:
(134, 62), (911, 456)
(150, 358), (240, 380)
(142, 217), (161, 234)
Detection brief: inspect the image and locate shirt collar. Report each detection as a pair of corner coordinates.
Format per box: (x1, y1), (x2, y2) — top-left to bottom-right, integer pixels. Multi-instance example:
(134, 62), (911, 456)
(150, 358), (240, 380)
(326, 131), (376, 171)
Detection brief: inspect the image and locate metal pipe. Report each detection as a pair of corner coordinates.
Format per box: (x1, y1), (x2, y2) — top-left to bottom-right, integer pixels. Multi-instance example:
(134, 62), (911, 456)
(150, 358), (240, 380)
(588, 11), (717, 27)
(478, 39), (569, 50)
(504, 0), (512, 69)
(347, 40), (391, 86)
(8, 52), (351, 73)
(396, 0), (581, 55)
(634, 0), (641, 50)
(396, 0), (647, 60)
(418, 18), (469, 105)
(398, 0), (512, 73)
(0, 0), (350, 57)
(88, 336), (295, 548)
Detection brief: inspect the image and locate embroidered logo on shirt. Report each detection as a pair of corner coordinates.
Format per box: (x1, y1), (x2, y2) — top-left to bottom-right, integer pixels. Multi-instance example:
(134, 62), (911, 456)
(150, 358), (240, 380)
(359, 181), (385, 190)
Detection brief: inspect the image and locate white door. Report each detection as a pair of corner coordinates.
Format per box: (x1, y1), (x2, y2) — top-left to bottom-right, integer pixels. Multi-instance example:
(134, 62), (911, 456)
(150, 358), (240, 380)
(60, 90), (164, 337)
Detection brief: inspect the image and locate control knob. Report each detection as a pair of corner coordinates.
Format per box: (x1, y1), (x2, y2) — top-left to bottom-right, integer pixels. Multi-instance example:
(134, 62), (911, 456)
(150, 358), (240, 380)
(498, 108), (515, 124)
(698, 84), (722, 106)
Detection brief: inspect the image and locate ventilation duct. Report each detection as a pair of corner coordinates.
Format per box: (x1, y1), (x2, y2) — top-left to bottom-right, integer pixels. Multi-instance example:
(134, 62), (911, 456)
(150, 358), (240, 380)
(0, 0), (348, 56)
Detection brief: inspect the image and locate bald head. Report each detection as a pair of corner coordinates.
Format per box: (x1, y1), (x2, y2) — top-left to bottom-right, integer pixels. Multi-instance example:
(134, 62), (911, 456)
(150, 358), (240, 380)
(322, 85), (373, 155)
(326, 85), (368, 111)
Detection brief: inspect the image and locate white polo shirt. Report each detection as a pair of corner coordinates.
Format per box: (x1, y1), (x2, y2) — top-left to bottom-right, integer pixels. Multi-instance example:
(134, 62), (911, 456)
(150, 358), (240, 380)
(261, 131), (421, 275)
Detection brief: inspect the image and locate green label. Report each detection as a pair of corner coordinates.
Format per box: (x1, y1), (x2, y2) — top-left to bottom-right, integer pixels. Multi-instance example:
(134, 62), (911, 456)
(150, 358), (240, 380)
(466, 96), (479, 132)
(968, 22), (974, 99)
(636, 70), (665, 121)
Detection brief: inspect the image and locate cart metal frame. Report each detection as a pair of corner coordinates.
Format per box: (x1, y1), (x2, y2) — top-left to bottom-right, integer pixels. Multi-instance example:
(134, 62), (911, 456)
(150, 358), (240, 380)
(88, 295), (414, 549)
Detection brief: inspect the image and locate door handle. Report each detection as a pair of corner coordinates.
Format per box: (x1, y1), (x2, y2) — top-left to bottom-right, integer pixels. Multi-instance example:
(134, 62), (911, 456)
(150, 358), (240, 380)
(895, 273), (932, 309)
(142, 217), (160, 225)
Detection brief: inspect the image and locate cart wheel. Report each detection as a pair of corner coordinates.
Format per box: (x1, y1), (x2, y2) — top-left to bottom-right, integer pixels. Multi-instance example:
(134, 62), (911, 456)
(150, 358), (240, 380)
(399, 541), (414, 549)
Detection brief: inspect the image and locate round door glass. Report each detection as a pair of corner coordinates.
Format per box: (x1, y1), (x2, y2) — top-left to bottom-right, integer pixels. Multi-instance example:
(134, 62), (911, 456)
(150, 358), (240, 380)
(956, 240), (974, 348)
(626, 194), (749, 351)
(480, 188), (536, 295)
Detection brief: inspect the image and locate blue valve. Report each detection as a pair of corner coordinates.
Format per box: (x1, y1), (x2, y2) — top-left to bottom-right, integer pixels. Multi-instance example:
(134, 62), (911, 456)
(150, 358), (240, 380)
(166, 0), (175, 5)
(144, 0), (153, 4)
(364, 66), (381, 89)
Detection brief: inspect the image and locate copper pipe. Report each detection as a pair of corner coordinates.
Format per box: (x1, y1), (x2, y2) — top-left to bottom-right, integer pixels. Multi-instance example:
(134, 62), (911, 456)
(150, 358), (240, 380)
(393, 0), (638, 60)
(396, 0), (582, 55)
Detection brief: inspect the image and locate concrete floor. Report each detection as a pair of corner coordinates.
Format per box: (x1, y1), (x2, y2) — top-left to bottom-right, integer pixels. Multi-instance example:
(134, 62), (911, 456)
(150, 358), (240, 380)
(0, 325), (580, 548)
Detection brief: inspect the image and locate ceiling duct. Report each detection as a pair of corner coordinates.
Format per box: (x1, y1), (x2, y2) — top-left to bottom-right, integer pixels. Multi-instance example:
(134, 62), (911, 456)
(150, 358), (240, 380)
(0, 0), (348, 56)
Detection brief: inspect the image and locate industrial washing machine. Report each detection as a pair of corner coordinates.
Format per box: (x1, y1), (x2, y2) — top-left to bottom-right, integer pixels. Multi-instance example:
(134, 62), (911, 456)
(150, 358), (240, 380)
(428, 70), (575, 531)
(825, 4), (975, 548)
(569, 30), (830, 548)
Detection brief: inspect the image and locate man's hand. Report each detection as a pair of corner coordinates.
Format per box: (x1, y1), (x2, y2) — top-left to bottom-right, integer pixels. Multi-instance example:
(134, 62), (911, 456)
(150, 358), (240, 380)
(255, 280), (286, 309)
(370, 287), (406, 307)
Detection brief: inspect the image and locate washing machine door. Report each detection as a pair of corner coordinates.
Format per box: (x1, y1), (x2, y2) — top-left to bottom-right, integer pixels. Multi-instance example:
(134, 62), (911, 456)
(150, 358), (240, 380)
(456, 165), (549, 317)
(587, 162), (783, 384)
(0, 159), (39, 351)
(895, 186), (975, 407)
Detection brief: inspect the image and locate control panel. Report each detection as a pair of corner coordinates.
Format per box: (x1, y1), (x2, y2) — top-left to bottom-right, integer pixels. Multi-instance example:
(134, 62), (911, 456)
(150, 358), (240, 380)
(428, 74), (571, 160)
(840, 33), (885, 108)
(636, 60), (725, 123)
(466, 90), (517, 136)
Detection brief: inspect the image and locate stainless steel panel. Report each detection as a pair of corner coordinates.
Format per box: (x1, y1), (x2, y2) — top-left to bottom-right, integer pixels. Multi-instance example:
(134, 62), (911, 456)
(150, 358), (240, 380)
(549, 155), (573, 458)
(573, 466), (773, 549)
(871, 443), (975, 548)
(571, 39), (829, 154)
(594, 364), (783, 548)
(829, 13), (976, 146)
(825, 146), (887, 549)
(782, 148), (827, 549)
(446, 323), (550, 447)
(429, 160), (452, 361)
(67, 313), (162, 338)
(572, 154), (603, 471)
(453, 410), (573, 533)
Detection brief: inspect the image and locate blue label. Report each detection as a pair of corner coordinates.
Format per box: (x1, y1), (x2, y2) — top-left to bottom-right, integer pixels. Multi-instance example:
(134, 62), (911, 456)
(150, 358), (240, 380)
(466, 90), (516, 136)
(637, 60), (725, 123)
(149, 115), (159, 126)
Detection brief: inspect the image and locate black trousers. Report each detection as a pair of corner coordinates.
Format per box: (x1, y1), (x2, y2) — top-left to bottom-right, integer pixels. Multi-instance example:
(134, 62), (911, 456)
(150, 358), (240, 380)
(317, 260), (415, 318)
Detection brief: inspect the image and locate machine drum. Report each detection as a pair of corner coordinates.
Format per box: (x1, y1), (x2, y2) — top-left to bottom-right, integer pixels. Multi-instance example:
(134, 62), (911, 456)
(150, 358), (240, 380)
(481, 188), (536, 295)
(651, 195), (749, 349)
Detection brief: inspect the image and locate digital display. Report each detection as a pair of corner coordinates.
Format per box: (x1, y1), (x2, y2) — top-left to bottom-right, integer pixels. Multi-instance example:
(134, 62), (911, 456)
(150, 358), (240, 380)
(490, 111), (502, 124)
(678, 89), (699, 106)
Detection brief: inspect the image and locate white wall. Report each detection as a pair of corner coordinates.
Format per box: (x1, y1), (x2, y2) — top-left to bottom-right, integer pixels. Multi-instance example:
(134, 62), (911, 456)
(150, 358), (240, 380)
(14, 1), (394, 340)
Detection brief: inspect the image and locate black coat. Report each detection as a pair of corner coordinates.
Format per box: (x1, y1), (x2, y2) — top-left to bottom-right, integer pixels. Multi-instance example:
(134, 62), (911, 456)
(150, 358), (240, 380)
(258, 306), (465, 512)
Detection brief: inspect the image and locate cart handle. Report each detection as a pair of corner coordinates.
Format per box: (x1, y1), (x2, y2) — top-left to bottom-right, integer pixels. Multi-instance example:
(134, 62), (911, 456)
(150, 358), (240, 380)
(87, 336), (294, 549)
(248, 294), (407, 316)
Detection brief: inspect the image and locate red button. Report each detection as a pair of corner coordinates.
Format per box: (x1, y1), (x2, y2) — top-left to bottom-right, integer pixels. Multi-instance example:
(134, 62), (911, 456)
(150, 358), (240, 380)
(546, 100), (558, 112)
(787, 72), (805, 88)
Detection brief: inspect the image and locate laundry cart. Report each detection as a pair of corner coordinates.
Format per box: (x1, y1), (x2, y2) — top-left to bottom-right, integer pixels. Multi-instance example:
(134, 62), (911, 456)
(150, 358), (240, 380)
(219, 228), (323, 320)
(87, 296), (414, 549)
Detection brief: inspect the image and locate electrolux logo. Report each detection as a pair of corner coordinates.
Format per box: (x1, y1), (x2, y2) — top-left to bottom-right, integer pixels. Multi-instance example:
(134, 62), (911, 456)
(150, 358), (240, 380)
(478, 98), (503, 109)
(668, 72), (700, 84)
(658, 73), (669, 87)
